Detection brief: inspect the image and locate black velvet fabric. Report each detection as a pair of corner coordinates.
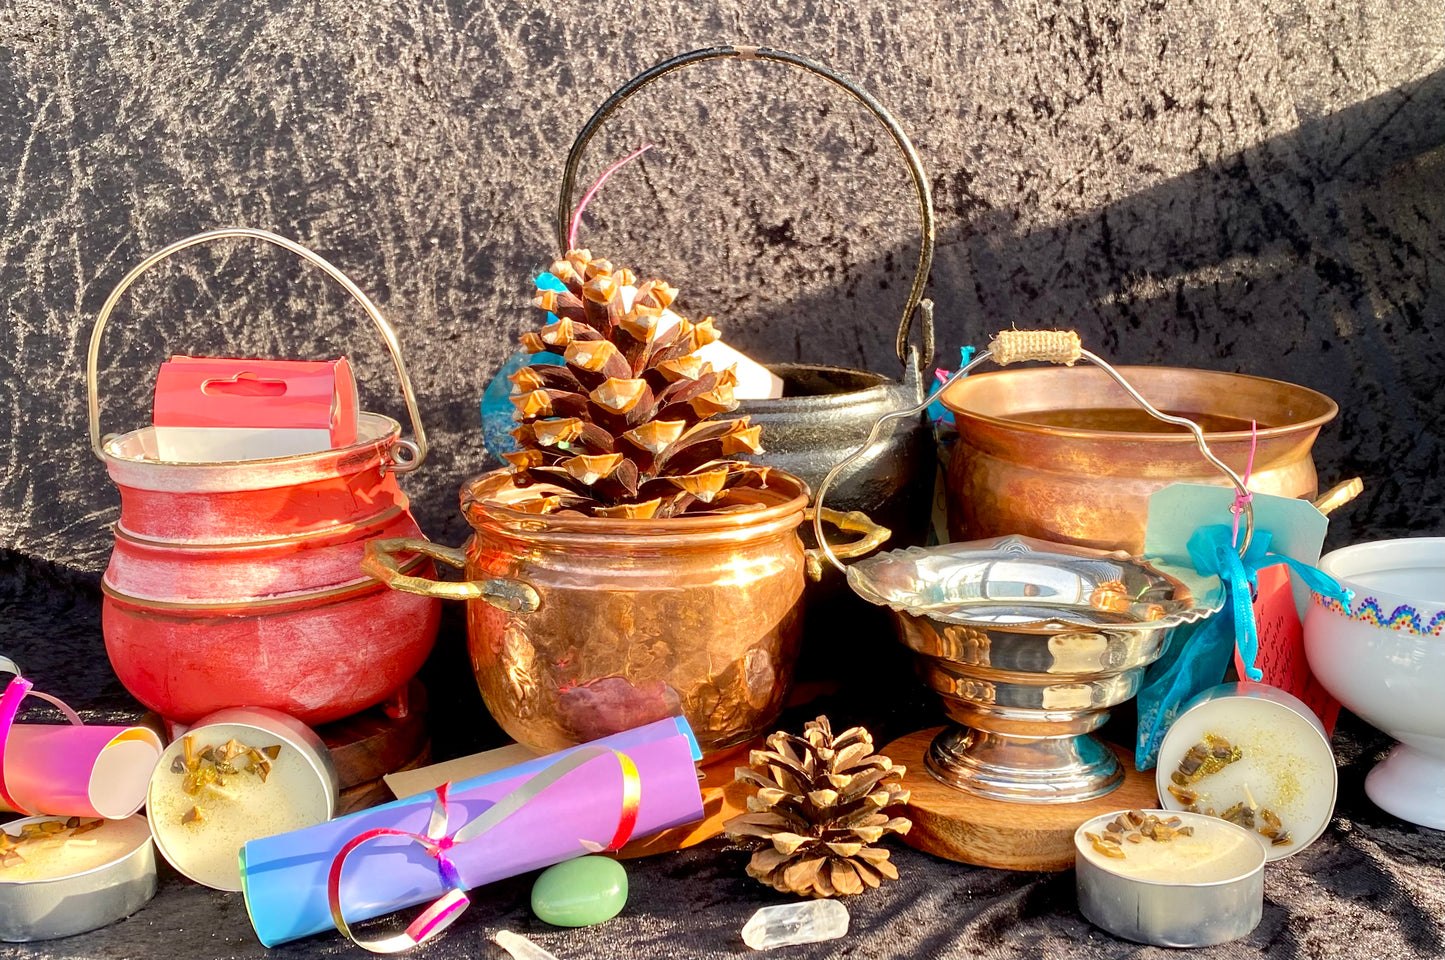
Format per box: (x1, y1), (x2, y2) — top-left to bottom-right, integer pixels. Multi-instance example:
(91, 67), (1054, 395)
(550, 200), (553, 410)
(2, 0), (1444, 957)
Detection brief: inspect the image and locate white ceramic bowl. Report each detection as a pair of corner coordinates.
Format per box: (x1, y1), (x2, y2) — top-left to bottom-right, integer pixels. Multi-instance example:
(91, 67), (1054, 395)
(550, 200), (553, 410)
(1303, 537), (1445, 829)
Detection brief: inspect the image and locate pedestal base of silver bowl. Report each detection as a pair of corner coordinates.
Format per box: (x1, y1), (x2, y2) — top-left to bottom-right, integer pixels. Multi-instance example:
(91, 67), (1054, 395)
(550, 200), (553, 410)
(925, 724), (1124, 803)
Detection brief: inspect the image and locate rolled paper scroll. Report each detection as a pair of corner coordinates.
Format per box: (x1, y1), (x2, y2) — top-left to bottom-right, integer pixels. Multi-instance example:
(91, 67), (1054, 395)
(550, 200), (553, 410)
(0, 659), (163, 819)
(240, 716), (704, 947)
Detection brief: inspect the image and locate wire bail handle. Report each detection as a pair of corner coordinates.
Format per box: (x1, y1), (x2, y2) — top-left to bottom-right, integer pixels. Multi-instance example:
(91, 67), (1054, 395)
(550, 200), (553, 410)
(87, 227), (428, 472)
(558, 44), (936, 369)
(812, 330), (1257, 573)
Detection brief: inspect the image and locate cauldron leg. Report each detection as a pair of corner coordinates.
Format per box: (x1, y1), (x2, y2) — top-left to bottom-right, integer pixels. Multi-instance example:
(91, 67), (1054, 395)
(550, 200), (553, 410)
(381, 684), (411, 720)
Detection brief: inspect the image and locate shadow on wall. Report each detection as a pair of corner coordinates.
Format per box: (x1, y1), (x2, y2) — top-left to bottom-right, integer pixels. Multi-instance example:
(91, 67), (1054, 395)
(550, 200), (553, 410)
(740, 67), (1445, 547)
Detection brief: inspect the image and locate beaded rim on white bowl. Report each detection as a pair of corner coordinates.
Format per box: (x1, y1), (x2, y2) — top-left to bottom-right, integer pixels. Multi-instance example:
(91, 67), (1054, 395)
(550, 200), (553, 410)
(1312, 537), (1445, 637)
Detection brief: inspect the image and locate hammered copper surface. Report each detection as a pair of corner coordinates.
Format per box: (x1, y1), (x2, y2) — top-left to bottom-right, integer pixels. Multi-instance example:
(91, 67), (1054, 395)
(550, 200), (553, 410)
(941, 366), (1337, 553)
(458, 470), (809, 759)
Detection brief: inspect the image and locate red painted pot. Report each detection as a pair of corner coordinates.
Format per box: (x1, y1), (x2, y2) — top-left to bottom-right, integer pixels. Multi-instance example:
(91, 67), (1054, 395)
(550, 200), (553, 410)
(87, 229), (441, 725)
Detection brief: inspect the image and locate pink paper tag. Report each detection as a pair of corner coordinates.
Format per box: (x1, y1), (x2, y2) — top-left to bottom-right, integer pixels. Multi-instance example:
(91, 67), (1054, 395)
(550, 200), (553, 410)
(1235, 564), (1341, 735)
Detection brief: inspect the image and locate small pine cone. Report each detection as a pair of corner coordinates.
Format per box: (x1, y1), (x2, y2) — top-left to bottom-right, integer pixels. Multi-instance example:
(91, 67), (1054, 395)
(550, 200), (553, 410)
(723, 716), (911, 898)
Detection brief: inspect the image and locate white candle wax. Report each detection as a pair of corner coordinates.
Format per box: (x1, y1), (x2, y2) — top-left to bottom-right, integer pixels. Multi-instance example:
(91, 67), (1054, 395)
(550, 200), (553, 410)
(148, 723), (330, 891)
(1077, 812), (1264, 883)
(1157, 690), (1336, 860)
(1073, 808), (1267, 947)
(0, 816), (151, 883)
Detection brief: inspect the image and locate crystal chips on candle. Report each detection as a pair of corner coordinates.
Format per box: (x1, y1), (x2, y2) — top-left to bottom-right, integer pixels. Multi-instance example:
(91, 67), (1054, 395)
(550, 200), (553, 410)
(1155, 683), (1336, 861)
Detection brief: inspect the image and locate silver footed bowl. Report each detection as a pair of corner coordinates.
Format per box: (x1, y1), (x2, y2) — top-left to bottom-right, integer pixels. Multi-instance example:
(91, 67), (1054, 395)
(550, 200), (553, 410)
(849, 535), (1223, 803)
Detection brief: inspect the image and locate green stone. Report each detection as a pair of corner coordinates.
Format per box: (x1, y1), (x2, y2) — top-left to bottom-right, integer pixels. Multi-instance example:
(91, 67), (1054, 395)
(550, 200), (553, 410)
(530, 855), (628, 927)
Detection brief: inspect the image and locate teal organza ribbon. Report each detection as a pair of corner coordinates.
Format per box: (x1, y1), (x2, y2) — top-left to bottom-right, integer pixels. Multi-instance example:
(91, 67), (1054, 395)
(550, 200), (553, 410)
(925, 346), (977, 425)
(1134, 525), (1350, 770)
(478, 271), (574, 459)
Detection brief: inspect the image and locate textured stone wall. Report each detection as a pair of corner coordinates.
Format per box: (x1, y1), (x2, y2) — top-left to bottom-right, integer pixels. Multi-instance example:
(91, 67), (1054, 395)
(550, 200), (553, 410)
(2, 0), (1442, 572)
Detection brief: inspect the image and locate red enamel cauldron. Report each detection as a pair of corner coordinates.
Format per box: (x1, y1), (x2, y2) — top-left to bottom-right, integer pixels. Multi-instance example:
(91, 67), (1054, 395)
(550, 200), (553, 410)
(87, 229), (440, 725)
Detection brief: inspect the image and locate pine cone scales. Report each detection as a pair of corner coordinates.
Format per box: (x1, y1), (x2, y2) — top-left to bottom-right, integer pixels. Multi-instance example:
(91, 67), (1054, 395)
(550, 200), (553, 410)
(504, 249), (769, 518)
(724, 717), (911, 898)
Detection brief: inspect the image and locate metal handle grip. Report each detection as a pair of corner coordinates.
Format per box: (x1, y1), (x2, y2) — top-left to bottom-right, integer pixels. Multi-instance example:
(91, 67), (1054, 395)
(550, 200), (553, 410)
(813, 329), (1258, 572)
(558, 45), (935, 367)
(360, 538), (541, 613)
(87, 227), (428, 471)
(802, 506), (892, 582)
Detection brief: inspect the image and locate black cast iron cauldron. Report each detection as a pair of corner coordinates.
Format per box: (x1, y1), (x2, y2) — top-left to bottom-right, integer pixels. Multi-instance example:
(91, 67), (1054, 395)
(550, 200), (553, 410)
(559, 46), (938, 697)
(557, 45), (938, 553)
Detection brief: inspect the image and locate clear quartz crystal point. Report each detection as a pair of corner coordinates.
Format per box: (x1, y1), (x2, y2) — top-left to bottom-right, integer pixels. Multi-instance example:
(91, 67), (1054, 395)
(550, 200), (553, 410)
(741, 899), (851, 950)
(494, 930), (560, 960)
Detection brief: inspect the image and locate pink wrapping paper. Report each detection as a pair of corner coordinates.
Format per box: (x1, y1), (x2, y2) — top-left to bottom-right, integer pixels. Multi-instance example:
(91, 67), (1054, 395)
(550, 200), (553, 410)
(0, 661), (162, 819)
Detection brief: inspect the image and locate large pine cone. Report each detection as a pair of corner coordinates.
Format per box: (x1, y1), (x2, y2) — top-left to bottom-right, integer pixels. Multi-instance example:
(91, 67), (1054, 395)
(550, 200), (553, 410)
(504, 248), (769, 518)
(723, 716), (911, 897)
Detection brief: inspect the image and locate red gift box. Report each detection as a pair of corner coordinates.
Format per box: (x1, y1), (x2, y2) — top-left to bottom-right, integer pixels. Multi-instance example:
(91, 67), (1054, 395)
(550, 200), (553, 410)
(152, 356), (358, 462)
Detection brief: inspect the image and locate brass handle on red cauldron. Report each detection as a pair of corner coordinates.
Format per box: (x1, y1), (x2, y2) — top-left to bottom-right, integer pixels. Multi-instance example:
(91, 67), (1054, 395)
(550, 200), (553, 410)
(87, 227), (429, 472)
(360, 538), (541, 613)
(558, 44), (936, 369)
(813, 330), (1258, 572)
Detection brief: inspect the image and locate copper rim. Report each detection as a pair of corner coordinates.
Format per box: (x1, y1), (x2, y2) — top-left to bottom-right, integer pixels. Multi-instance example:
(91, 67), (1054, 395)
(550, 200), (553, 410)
(460, 468), (811, 539)
(941, 366), (1338, 442)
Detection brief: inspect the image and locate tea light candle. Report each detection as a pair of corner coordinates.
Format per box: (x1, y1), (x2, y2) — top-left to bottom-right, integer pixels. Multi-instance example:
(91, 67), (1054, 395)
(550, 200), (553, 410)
(1074, 809), (1266, 947)
(0, 815), (150, 883)
(1156, 683), (1336, 860)
(147, 709), (336, 891)
(0, 815), (157, 942)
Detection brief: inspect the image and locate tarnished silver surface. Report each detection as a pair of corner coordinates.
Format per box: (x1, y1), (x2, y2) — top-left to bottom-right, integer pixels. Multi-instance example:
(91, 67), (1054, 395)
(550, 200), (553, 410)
(852, 535), (1223, 803)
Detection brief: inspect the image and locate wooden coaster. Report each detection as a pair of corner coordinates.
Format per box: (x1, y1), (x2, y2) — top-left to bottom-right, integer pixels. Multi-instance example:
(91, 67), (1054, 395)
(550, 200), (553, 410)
(614, 740), (757, 860)
(319, 680), (429, 792)
(884, 727), (1158, 872)
(336, 744), (434, 816)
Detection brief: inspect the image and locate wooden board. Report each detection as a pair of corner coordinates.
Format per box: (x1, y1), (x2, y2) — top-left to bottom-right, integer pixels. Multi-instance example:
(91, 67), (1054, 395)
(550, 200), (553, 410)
(319, 680), (429, 791)
(614, 740), (758, 860)
(336, 744), (433, 816)
(383, 741), (539, 799)
(883, 727), (1159, 872)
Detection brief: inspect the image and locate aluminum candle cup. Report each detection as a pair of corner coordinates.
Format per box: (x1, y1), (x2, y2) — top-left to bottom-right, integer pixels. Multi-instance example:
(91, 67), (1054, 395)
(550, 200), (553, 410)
(1074, 809), (1266, 947)
(0, 814), (156, 942)
(147, 707), (337, 891)
(1157, 684), (1336, 860)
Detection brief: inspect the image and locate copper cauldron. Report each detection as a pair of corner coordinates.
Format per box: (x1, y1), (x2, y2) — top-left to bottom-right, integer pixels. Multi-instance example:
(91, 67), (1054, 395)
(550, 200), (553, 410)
(363, 470), (888, 759)
(940, 366), (1338, 554)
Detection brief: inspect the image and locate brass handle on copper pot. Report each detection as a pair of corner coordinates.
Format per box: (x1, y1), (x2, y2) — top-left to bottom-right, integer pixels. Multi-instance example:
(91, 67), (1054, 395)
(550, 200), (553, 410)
(803, 507), (891, 582)
(559, 45), (935, 368)
(87, 228), (428, 472)
(360, 538), (541, 614)
(1312, 478), (1363, 517)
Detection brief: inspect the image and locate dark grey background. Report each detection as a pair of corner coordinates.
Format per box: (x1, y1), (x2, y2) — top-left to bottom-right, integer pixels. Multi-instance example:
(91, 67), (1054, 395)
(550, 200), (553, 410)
(2, 0), (1443, 569)
(1, 1), (1442, 958)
